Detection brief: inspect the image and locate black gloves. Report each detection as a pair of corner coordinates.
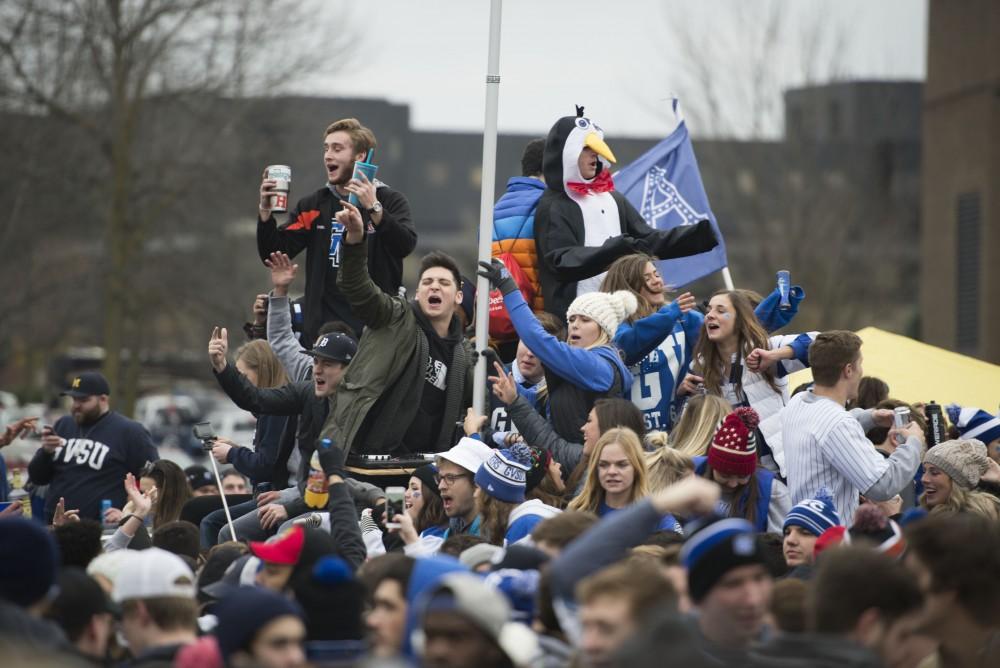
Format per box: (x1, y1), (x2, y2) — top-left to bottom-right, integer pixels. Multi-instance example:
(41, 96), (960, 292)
(317, 438), (346, 479)
(477, 260), (519, 296)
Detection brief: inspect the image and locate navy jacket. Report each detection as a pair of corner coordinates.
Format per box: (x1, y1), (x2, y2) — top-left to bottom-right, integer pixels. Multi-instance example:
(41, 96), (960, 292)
(28, 411), (158, 522)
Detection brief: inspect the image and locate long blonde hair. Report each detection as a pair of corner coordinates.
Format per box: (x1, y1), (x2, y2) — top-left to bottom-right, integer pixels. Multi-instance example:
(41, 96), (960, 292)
(669, 394), (732, 457)
(645, 431), (694, 493)
(568, 428), (650, 513)
(920, 485), (1000, 521)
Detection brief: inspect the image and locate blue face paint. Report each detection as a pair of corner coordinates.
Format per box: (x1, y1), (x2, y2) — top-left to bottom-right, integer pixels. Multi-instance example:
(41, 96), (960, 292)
(721, 313), (733, 320)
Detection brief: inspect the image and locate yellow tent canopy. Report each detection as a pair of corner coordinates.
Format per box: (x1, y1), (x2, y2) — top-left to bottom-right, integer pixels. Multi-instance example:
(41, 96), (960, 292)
(787, 327), (1000, 410)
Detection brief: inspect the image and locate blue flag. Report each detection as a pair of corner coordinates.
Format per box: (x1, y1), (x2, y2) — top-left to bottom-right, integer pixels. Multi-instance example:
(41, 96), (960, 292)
(614, 100), (728, 287)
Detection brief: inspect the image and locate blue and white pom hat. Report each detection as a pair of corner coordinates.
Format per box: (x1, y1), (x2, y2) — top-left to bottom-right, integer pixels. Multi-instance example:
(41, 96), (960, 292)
(783, 492), (842, 537)
(947, 404), (1000, 445)
(475, 444), (533, 504)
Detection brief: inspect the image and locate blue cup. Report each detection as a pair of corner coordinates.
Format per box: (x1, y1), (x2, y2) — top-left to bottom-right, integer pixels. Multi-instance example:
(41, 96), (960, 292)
(347, 161), (378, 207)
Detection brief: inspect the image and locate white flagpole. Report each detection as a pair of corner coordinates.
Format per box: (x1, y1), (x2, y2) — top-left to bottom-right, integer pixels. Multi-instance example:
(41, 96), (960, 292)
(720, 266), (735, 290)
(473, 0), (503, 417)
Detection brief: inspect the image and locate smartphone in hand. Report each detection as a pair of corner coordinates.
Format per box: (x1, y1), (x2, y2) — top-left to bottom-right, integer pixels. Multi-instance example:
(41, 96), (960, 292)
(384, 486), (405, 529)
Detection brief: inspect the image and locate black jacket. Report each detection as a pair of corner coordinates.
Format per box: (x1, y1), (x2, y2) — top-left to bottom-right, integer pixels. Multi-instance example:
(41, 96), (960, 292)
(257, 183), (416, 344)
(213, 367), (326, 494)
(533, 189), (718, 319)
(750, 633), (884, 668)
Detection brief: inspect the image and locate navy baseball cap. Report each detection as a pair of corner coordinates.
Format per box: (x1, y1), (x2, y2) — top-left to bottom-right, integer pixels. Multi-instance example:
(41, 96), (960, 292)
(60, 372), (111, 398)
(303, 332), (357, 363)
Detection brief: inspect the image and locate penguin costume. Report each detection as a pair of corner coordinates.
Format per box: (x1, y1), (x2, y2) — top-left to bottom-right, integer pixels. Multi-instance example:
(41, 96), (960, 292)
(533, 106), (719, 320)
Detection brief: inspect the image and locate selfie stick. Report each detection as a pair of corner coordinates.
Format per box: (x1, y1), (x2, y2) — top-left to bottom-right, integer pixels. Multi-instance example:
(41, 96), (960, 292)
(197, 433), (236, 540)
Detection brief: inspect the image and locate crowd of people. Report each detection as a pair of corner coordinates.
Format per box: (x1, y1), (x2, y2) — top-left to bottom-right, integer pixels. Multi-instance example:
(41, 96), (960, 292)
(2, 109), (1000, 668)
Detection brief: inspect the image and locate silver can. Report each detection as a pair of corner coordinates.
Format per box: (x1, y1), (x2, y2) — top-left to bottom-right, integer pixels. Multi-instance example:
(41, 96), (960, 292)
(266, 164), (291, 213)
(893, 406), (911, 445)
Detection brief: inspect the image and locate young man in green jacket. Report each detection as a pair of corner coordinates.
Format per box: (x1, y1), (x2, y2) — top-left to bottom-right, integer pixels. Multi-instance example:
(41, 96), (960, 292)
(325, 200), (475, 455)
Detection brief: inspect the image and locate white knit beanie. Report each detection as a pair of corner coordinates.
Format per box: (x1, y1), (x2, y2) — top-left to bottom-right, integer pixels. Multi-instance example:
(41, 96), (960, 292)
(566, 290), (638, 338)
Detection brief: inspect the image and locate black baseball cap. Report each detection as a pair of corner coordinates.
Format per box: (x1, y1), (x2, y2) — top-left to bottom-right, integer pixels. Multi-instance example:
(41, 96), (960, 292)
(303, 332), (357, 363)
(185, 465), (216, 492)
(60, 371), (111, 398)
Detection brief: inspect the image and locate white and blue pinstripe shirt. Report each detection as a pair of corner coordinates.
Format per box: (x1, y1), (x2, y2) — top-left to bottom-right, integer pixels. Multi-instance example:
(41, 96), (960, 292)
(782, 390), (922, 526)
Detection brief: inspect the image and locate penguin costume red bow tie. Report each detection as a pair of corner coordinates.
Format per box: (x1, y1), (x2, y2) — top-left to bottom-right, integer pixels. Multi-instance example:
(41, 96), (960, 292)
(566, 170), (615, 196)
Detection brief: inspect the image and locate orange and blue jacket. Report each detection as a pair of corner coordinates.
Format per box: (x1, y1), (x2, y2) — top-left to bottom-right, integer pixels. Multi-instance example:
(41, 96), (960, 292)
(491, 177), (546, 311)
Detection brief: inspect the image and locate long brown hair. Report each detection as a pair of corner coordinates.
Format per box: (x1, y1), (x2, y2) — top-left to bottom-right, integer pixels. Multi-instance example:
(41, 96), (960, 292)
(699, 460), (760, 525)
(142, 460), (193, 529)
(565, 399), (647, 495)
(568, 428), (650, 513)
(416, 482), (448, 534)
(693, 290), (779, 395)
(476, 493), (519, 546)
(600, 253), (662, 321)
(234, 340), (289, 389)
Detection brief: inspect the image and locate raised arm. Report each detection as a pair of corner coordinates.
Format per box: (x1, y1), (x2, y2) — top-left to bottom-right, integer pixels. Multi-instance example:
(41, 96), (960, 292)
(316, 440), (366, 570)
(372, 186), (417, 257)
(824, 417), (924, 503)
(209, 326), (310, 416)
(550, 477), (719, 599)
(336, 201), (405, 329)
(256, 169), (311, 261)
(614, 293), (695, 366)
(264, 252), (312, 381)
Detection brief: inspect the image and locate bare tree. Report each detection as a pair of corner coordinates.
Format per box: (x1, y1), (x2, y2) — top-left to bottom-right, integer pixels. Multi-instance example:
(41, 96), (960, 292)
(0, 1), (353, 411)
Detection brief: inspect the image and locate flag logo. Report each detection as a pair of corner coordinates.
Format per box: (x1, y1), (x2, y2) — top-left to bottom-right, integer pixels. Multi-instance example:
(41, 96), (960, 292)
(640, 165), (708, 228)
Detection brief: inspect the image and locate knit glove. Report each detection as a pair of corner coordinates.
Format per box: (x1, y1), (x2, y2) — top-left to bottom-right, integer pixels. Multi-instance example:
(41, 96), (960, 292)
(359, 508), (387, 558)
(316, 438), (346, 479)
(477, 259), (519, 296)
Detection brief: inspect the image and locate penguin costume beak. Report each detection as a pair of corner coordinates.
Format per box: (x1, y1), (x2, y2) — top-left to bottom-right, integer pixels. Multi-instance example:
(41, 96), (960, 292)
(584, 132), (616, 164)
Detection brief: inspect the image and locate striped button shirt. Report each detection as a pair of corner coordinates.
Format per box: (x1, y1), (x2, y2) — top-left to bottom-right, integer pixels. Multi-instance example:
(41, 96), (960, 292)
(783, 390), (922, 526)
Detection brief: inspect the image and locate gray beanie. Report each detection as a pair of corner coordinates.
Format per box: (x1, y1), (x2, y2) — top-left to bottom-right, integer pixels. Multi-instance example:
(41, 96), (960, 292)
(923, 439), (990, 490)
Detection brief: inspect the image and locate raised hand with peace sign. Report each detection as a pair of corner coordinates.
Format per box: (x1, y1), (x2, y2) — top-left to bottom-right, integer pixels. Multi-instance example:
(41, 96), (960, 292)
(208, 327), (229, 372)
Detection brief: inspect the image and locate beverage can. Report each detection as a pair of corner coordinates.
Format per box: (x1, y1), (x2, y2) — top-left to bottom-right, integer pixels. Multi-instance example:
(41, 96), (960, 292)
(266, 164), (292, 213)
(777, 270), (791, 309)
(893, 406), (911, 445)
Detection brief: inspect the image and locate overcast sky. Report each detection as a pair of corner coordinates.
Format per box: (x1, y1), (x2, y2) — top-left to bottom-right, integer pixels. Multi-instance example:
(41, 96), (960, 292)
(294, 0), (927, 139)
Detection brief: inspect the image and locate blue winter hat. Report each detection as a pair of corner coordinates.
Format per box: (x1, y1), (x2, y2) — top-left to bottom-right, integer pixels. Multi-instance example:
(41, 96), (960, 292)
(947, 404), (1000, 445)
(783, 493), (842, 537)
(212, 587), (303, 661)
(681, 517), (762, 603)
(0, 517), (60, 607)
(484, 568), (541, 623)
(475, 443), (532, 503)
